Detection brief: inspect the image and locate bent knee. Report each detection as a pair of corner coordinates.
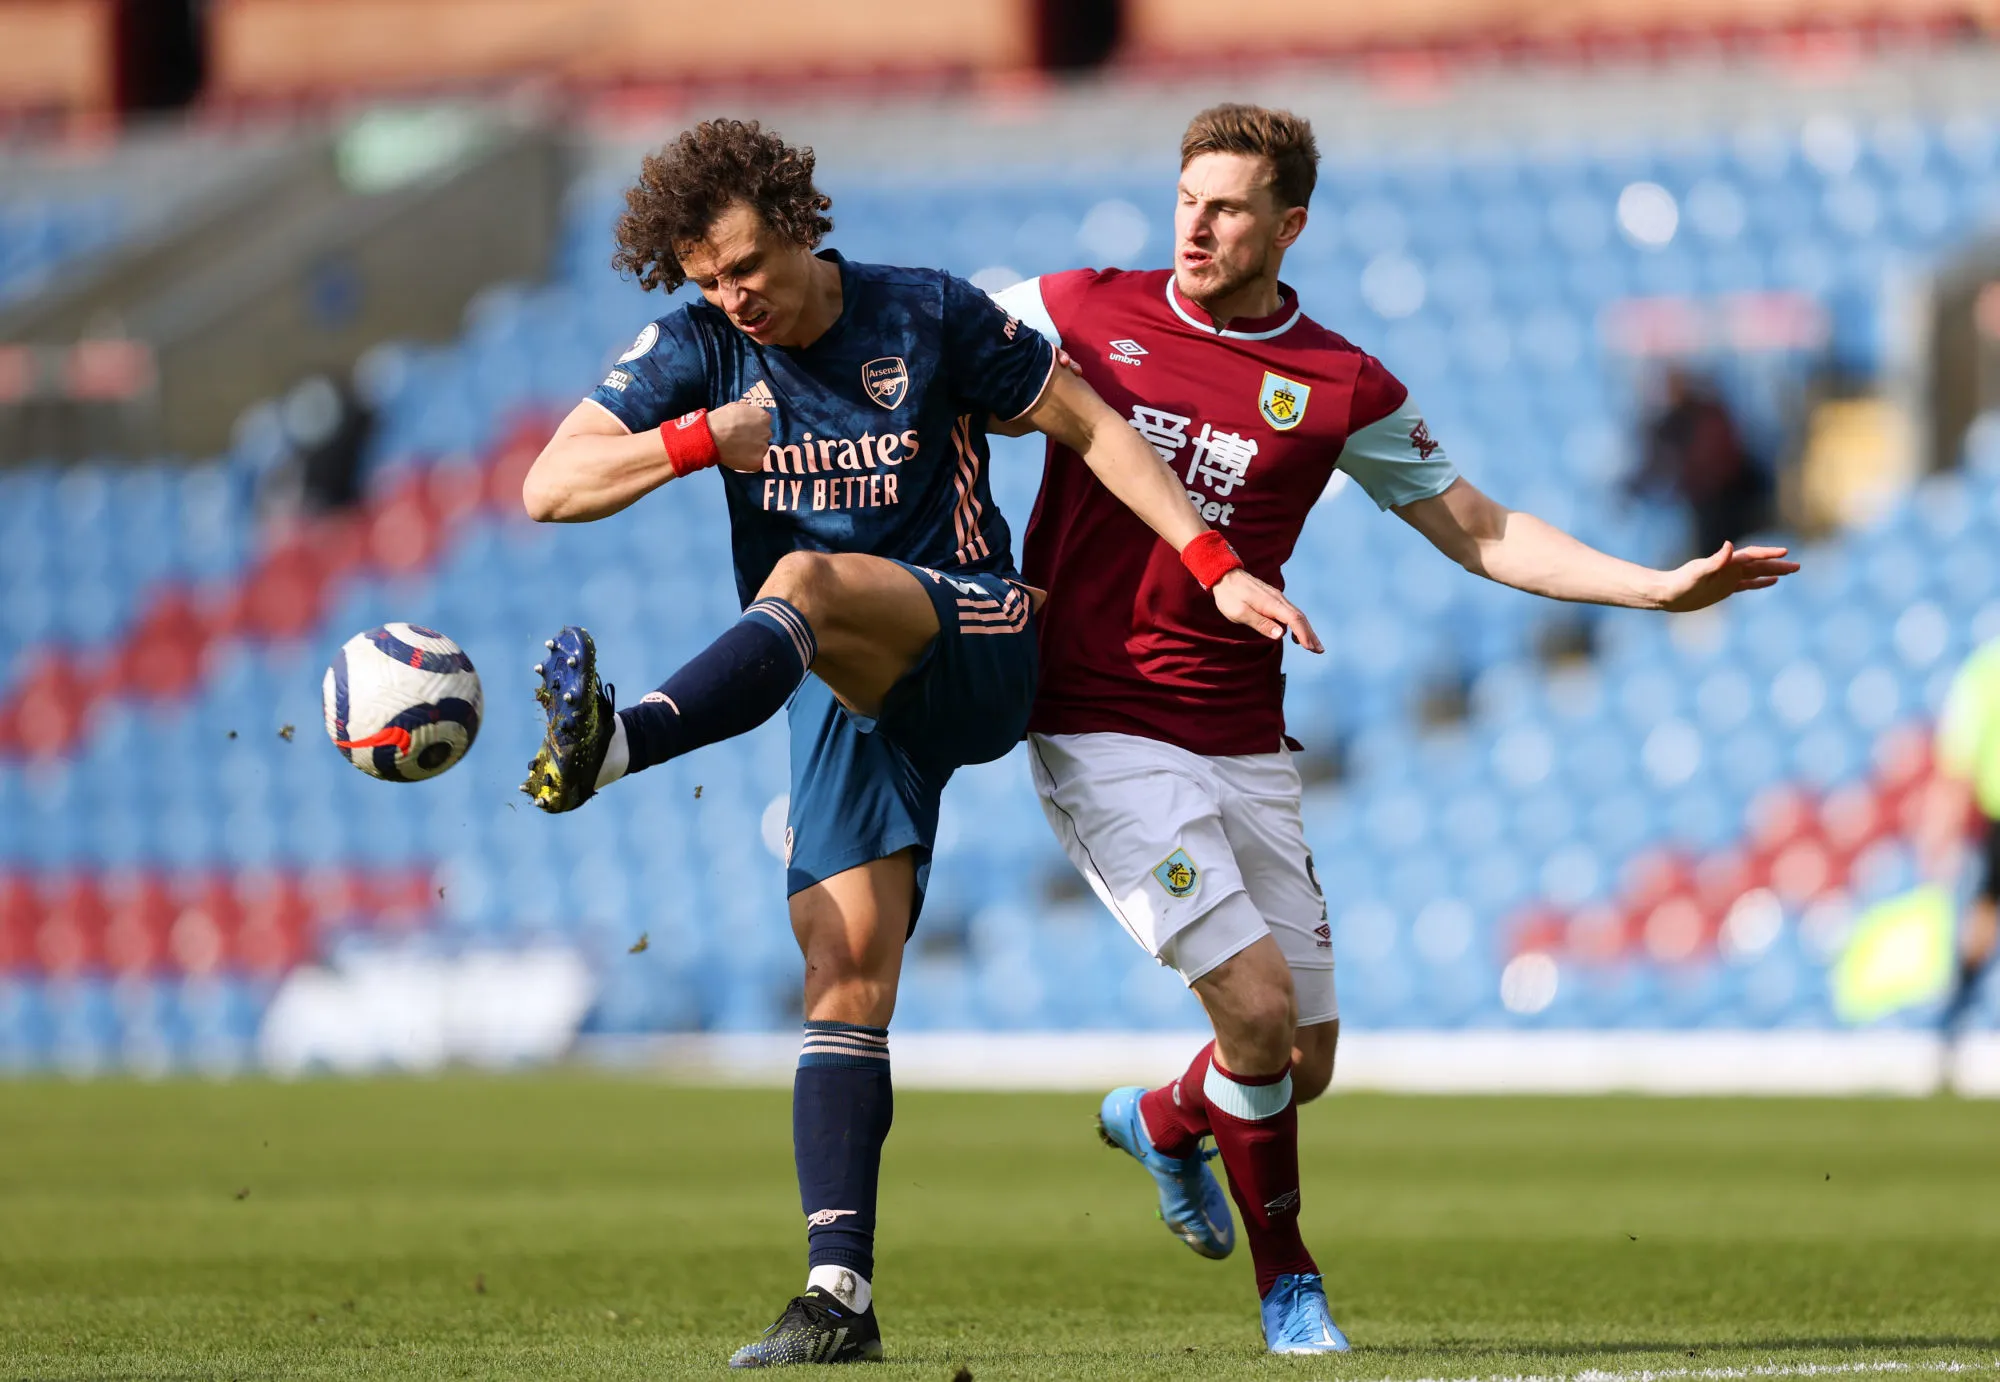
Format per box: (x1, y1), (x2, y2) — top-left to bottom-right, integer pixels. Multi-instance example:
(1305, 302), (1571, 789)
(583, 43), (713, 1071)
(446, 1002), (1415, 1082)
(1292, 1051), (1334, 1103)
(1205, 974), (1298, 1067)
(1292, 1021), (1338, 1103)
(761, 550), (841, 615)
(1238, 985), (1299, 1044)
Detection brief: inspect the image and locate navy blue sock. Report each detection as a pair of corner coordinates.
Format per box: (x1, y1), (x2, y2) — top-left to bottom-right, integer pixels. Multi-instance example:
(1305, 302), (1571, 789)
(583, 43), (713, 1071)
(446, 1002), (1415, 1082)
(794, 1021), (893, 1282)
(618, 596), (815, 775)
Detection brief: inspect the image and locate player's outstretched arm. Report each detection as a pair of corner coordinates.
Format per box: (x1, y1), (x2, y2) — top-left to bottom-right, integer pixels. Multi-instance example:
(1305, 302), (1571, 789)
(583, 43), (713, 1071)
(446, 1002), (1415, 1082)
(1397, 476), (1799, 612)
(523, 400), (770, 522)
(1019, 367), (1322, 650)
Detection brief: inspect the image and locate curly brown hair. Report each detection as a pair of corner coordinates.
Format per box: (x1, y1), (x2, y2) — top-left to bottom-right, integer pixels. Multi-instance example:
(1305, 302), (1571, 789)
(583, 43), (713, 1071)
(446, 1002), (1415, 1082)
(612, 119), (834, 293)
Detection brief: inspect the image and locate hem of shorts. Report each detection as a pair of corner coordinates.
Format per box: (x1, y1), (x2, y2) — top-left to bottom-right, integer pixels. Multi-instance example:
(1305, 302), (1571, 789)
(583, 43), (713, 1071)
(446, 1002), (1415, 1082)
(785, 831), (929, 898)
(1172, 923), (1264, 987)
(1297, 1006), (1340, 1027)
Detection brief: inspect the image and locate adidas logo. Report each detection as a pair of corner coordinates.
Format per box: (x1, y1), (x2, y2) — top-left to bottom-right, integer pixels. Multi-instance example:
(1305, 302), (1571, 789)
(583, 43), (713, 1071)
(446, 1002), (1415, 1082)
(740, 380), (777, 409)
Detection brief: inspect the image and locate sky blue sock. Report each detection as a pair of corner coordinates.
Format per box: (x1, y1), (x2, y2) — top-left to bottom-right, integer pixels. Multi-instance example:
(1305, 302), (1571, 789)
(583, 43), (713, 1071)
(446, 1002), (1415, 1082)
(794, 1021), (893, 1282)
(617, 596), (815, 775)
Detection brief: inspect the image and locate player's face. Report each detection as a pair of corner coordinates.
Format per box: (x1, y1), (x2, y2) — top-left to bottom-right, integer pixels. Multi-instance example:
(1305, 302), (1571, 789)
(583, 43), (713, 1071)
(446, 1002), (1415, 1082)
(1174, 152), (1305, 309)
(677, 202), (815, 345)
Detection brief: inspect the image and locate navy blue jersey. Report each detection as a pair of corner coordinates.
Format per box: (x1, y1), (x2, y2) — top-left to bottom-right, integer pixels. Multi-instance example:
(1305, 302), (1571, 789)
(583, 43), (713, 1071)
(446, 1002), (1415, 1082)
(588, 251), (1056, 606)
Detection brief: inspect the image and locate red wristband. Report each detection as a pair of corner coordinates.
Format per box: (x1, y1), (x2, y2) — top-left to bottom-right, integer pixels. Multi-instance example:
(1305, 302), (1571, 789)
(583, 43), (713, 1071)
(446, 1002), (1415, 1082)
(1181, 530), (1244, 590)
(660, 409), (720, 478)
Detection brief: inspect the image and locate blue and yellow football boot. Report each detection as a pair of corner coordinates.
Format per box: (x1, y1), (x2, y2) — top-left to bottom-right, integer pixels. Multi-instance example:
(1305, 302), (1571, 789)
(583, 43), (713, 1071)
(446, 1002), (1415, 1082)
(1261, 1273), (1351, 1354)
(728, 1287), (884, 1368)
(521, 625), (613, 814)
(1096, 1085), (1234, 1260)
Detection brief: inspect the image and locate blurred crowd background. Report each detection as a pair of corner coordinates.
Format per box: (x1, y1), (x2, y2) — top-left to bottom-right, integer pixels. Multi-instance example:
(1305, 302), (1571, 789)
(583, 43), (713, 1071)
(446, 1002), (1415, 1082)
(4, 0), (2000, 1081)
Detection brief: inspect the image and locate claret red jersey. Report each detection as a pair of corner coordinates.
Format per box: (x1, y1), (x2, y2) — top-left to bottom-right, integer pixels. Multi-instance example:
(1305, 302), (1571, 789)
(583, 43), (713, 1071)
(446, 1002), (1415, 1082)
(992, 268), (1458, 758)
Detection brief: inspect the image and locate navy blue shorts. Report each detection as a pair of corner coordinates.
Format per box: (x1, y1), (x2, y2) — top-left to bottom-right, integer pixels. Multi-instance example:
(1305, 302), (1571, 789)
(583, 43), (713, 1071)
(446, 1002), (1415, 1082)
(784, 561), (1038, 925)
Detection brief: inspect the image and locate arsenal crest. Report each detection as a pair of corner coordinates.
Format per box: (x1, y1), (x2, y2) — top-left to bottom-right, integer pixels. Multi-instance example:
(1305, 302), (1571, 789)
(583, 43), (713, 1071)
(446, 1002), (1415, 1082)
(862, 356), (909, 410)
(1258, 371), (1310, 431)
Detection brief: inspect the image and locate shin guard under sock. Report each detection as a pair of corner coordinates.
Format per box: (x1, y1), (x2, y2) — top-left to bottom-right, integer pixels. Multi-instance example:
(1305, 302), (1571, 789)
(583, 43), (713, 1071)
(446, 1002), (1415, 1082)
(1205, 1059), (1317, 1296)
(1139, 1040), (1215, 1157)
(793, 1021), (893, 1281)
(618, 596), (816, 775)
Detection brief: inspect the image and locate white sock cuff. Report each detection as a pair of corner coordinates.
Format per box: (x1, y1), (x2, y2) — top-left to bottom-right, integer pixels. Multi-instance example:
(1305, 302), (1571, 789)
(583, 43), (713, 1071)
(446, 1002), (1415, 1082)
(806, 1265), (871, 1312)
(595, 713), (630, 790)
(1203, 1062), (1293, 1121)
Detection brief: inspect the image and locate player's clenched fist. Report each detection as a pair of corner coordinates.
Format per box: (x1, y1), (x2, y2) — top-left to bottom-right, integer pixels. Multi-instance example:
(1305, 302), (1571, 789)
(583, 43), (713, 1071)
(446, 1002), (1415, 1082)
(709, 400), (774, 473)
(1212, 568), (1322, 652)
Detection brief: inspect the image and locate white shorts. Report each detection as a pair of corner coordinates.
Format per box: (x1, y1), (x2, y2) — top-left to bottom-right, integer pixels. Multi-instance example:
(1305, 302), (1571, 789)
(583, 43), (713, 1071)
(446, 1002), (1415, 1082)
(1027, 731), (1338, 1025)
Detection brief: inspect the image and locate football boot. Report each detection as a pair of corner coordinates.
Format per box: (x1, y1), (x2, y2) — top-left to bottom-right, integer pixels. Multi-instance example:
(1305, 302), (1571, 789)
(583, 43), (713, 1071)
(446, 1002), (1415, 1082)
(520, 625), (612, 813)
(728, 1287), (883, 1368)
(1261, 1273), (1351, 1354)
(1096, 1085), (1234, 1260)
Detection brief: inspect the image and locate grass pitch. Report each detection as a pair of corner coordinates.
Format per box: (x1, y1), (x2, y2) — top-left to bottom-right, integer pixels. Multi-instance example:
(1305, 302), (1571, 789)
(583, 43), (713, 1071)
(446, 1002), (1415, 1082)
(1, 1077), (1997, 1380)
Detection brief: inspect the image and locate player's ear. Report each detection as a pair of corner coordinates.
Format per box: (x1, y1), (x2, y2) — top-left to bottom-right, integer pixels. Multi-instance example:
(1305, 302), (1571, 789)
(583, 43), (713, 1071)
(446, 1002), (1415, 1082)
(1274, 205), (1308, 251)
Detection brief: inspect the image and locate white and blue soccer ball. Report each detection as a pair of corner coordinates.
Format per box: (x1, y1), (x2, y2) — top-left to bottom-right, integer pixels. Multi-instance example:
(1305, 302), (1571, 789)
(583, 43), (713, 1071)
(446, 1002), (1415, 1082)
(322, 623), (483, 781)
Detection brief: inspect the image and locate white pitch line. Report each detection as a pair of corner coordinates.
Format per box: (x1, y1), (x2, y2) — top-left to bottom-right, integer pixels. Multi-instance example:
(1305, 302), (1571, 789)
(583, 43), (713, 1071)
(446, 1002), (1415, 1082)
(1354, 1359), (1997, 1382)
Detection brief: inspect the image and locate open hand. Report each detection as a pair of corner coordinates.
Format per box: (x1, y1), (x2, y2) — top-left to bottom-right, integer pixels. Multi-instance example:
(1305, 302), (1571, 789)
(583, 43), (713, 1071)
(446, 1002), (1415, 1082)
(1213, 568), (1323, 651)
(1658, 541), (1799, 612)
(710, 401), (774, 473)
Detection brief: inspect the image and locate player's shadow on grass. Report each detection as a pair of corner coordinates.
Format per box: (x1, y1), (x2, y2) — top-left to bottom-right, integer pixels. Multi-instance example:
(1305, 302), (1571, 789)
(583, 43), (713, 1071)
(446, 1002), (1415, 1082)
(1364, 1335), (2000, 1357)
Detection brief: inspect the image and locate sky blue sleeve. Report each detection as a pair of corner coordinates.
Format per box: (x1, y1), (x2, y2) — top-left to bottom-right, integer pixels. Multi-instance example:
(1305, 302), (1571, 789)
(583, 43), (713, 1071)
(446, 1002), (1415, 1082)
(941, 272), (1057, 422)
(1337, 392), (1460, 511)
(586, 311), (710, 433)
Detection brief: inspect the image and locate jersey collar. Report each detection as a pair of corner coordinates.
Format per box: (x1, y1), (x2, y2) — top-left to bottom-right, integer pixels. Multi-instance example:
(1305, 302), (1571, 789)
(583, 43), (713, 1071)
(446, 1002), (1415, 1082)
(782, 249), (851, 353)
(1165, 274), (1302, 340)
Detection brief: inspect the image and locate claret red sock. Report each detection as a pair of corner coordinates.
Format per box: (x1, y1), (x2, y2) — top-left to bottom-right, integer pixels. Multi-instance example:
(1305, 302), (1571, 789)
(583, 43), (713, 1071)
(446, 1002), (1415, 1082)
(1137, 1040), (1215, 1157)
(1205, 1057), (1317, 1296)
(1139, 1040), (1320, 1295)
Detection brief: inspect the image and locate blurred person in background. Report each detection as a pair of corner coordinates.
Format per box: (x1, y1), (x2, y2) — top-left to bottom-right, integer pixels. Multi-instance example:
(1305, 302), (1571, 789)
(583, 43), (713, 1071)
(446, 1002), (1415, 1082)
(992, 103), (1798, 1355)
(1629, 364), (1770, 558)
(1922, 635), (2000, 1042)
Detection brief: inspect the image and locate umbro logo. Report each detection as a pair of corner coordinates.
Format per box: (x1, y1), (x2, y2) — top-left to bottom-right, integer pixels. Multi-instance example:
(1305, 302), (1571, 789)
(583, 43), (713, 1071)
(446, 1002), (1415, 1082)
(740, 379), (777, 409)
(1264, 1189), (1301, 1215)
(1409, 418), (1440, 460)
(1108, 338), (1147, 366)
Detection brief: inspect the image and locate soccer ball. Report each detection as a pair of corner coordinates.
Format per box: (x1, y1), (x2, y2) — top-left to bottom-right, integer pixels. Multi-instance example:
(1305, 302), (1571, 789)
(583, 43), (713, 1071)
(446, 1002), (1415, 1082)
(322, 623), (483, 781)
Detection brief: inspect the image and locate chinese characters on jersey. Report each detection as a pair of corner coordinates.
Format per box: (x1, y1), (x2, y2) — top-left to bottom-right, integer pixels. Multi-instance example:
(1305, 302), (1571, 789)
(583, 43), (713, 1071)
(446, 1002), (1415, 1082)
(1129, 405), (1257, 526)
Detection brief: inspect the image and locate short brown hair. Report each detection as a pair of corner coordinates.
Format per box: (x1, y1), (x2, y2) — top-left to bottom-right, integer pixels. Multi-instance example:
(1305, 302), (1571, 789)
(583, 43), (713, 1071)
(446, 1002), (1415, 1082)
(613, 119), (834, 293)
(1179, 104), (1319, 210)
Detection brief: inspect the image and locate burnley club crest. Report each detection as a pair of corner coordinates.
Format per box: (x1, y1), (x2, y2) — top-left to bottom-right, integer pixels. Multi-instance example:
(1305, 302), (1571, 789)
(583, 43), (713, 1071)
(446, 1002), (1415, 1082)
(1258, 371), (1310, 431)
(863, 356), (909, 410)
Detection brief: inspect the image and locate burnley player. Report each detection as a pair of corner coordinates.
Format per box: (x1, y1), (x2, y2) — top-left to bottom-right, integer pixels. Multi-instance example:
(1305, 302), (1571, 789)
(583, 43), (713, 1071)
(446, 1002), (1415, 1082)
(993, 104), (1798, 1353)
(516, 120), (1314, 1367)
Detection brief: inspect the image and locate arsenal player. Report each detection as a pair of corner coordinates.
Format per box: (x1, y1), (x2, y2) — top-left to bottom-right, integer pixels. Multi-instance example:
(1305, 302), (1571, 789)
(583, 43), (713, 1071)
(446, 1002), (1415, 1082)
(992, 104), (1797, 1353)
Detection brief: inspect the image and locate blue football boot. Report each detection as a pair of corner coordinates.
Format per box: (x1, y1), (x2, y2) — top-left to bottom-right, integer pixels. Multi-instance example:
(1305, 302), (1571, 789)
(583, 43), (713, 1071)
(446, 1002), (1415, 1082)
(1261, 1273), (1351, 1354)
(728, 1287), (883, 1367)
(1096, 1085), (1234, 1260)
(520, 625), (613, 814)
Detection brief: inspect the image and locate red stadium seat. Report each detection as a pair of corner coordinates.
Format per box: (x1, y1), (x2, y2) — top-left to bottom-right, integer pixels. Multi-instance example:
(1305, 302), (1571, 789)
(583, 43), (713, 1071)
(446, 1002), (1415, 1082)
(0, 874), (40, 973)
(102, 873), (176, 977)
(38, 876), (108, 978)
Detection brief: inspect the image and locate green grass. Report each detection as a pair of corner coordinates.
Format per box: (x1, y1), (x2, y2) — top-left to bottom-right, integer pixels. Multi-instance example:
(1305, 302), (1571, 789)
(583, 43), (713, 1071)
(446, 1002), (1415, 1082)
(2, 1078), (1998, 1380)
